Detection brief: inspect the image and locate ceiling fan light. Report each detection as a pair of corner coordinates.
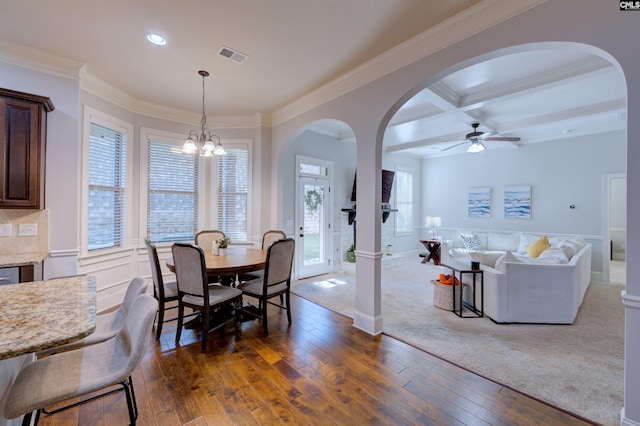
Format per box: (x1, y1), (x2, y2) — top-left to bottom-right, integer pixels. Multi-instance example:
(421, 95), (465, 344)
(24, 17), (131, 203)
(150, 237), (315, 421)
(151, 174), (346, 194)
(467, 140), (486, 153)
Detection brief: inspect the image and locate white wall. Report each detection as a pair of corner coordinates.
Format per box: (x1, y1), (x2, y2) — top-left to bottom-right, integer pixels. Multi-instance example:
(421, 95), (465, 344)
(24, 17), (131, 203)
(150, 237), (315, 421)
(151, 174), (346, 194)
(422, 131), (626, 274)
(280, 130), (356, 268)
(0, 65), (268, 311)
(280, 130), (424, 264)
(611, 176), (627, 259)
(382, 153), (423, 253)
(1, 62), (81, 278)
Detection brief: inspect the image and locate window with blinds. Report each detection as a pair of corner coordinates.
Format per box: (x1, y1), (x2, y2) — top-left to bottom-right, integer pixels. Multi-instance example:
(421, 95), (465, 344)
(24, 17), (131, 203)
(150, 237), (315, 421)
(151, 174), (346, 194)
(87, 122), (127, 251)
(216, 145), (249, 242)
(147, 139), (199, 242)
(395, 169), (413, 234)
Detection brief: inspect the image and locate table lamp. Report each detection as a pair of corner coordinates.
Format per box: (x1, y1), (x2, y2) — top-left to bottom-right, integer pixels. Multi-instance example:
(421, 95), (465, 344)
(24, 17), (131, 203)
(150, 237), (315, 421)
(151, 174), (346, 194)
(426, 216), (442, 240)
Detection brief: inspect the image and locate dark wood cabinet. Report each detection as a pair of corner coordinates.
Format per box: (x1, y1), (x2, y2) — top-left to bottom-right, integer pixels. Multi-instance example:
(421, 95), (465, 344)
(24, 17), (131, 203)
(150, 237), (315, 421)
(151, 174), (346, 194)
(0, 88), (54, 209)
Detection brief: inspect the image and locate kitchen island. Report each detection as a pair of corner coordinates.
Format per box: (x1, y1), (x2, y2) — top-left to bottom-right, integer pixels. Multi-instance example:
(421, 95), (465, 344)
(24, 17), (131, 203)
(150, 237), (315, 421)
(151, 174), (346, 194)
(0, 275), (96, 425)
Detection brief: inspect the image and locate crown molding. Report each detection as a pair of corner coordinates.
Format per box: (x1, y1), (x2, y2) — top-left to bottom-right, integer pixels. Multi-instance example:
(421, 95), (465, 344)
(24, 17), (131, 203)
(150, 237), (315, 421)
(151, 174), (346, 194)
(2, 0), (546, 130)
(80, 69), (263, 128)
(2, 41), (264, 129)
(0, 40), (83, 80)
(271, 0), (548, 126)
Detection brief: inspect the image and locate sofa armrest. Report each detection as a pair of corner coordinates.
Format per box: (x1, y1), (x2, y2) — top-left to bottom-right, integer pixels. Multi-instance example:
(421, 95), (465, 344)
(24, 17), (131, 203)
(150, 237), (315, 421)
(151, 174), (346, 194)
(504, 262), (580, 323)
(440, 239), (454, 264)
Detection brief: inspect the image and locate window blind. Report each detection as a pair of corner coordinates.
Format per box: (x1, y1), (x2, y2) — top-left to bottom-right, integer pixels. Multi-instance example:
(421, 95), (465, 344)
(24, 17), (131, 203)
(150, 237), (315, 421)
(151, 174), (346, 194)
(395, 169), (413, 233)
(88, 122), (127, 250)
(147, 139), (199, 242)
(217, 145), (249, 242)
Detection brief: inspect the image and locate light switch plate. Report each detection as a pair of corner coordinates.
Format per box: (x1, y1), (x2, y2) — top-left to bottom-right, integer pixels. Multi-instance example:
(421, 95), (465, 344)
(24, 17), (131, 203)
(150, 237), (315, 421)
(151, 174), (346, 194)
(0, 224), (11, 237)
(18, 223), (38, 236)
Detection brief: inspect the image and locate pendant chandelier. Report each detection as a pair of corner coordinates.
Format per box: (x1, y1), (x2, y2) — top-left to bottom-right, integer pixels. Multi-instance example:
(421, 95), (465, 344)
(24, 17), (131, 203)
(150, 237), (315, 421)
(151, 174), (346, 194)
(182, 70), (226, 157)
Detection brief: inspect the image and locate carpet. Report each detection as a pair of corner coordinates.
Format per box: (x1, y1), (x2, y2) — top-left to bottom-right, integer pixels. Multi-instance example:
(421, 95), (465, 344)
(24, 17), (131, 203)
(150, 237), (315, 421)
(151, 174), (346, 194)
(292, 254), (624, 426)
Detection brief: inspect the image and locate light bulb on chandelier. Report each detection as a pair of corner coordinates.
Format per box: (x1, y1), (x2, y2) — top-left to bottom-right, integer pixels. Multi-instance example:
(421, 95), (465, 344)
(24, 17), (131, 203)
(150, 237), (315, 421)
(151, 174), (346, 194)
(183, 70), (226, 157)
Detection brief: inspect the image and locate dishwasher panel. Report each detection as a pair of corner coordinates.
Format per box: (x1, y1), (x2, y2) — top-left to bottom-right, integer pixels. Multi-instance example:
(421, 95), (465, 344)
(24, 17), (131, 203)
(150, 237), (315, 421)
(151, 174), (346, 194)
(0, 267), (19, 285)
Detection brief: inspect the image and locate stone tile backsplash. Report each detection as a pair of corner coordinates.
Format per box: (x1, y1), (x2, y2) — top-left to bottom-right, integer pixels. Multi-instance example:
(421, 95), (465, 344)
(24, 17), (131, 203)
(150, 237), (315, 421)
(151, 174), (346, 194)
(0, 209), (49, 255)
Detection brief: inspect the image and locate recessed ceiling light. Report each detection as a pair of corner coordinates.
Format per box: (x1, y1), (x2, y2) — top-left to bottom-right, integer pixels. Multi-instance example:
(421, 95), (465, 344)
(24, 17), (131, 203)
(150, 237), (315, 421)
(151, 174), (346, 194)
(146, 33), (167, 46)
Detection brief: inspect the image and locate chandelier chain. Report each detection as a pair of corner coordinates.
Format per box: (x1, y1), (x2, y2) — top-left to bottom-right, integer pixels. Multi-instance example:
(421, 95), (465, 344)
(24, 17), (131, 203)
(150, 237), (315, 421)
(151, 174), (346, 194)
(182, 70), (226, 156)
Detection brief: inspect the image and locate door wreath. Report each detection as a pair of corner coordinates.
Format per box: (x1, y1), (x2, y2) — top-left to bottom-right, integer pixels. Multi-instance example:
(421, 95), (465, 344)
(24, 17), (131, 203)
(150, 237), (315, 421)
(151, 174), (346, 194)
(304, 189), (323, 213)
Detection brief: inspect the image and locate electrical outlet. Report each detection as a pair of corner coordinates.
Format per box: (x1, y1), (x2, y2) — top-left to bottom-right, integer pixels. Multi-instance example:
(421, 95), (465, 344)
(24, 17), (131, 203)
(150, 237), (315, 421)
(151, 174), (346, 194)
(18, 223), (38, 237)
(0, 224), (11, 237)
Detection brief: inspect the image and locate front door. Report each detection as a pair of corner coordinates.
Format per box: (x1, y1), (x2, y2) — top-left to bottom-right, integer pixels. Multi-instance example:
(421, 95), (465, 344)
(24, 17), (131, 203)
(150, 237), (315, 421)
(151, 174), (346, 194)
(296, 158), (331, 279)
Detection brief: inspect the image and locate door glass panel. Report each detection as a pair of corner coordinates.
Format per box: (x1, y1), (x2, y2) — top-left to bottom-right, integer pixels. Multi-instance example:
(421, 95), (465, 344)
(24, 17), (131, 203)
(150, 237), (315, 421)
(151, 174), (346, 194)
(303, 182), (325, 267)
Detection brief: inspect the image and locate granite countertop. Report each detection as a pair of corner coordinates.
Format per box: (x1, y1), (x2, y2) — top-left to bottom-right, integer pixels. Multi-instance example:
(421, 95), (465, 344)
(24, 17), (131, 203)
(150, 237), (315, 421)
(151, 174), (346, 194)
(0, 252), (49, 268)
(0, 275), (96, 360)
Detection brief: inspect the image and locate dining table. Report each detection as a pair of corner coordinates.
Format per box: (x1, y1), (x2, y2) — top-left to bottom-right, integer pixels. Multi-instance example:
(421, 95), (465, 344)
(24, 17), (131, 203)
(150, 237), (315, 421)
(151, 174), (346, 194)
(166, 246), (267, 286)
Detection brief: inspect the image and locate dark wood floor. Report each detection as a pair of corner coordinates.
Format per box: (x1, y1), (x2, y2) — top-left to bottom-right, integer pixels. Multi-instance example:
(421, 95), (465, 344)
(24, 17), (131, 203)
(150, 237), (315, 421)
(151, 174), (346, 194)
(38, 294), (595, 425)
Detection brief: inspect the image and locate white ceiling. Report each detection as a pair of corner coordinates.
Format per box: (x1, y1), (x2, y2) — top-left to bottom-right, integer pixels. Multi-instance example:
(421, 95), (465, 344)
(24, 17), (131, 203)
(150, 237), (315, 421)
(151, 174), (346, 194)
(0, 1), (626, 158)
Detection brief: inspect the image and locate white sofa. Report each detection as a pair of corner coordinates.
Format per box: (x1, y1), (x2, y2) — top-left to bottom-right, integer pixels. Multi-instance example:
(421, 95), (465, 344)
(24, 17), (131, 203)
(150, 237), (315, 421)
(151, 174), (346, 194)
(440, 231), (592, 324)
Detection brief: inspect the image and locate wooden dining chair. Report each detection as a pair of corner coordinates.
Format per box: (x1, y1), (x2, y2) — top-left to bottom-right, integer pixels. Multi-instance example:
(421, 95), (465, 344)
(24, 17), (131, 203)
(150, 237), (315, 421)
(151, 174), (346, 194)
(172, 243), (243, 352)
(239, 230), (286, 283)
(145, 237), (181, 339)
(195, 230), (225, 252)
(238, 238), (295, 336)
(261, 230), (286, 250)
(195, 230), (229, 284)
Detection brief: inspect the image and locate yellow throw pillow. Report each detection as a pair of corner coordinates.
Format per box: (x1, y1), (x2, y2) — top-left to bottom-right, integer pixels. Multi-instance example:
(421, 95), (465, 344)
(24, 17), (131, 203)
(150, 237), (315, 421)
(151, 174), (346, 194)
(526, 235), (550, 258)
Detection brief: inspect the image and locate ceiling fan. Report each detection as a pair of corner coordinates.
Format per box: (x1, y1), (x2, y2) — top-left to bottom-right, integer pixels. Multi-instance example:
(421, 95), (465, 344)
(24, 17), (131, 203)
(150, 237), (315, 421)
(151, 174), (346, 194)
(441, 123), (521, 153)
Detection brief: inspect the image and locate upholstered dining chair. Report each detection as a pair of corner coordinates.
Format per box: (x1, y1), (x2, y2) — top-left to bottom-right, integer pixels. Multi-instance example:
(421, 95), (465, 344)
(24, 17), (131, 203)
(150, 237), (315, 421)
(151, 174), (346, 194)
(37, 276), (148, 356)
(261, 230), (286, 250)
(4, 294), (158, 426)
(172, 243), (243, 352)
(195, 230), (225, 252)
(195, 230), (228, 284)
(145, 237), (183, 339)
(238, 230), (287, 283)
(238, 238), (295, 336)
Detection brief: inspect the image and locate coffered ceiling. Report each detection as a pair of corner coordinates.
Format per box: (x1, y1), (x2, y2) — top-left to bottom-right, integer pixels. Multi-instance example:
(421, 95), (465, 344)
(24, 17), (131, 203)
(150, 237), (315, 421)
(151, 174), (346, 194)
(382, 48), (626, 157)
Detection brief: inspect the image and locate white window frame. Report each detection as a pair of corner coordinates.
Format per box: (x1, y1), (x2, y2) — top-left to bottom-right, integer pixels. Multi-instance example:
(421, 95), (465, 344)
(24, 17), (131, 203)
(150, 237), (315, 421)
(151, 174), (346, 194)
(139, 128), (206, 244)
(211, 140), (253, 244)
(80, 107), (134, 257)
(394, 168), (413, 235)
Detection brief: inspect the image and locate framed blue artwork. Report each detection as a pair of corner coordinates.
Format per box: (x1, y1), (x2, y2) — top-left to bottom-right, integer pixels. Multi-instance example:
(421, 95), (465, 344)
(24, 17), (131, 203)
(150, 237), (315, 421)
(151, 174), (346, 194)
(468, 187), (491, 218)
(504, 185), (531, 218)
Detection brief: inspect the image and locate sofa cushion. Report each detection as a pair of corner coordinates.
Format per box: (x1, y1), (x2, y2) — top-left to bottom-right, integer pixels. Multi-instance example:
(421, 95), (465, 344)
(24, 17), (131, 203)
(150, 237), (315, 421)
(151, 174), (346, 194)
(569, 236), (586, 251)
(495, 251), (521, 273)
(538, 247), (569, 263)
(487, 232), (520, 251)
(526, 235), (550, 258)
(557, 240), (578, 259)
(470, 251), (505, 268)
(518, 233), (543, 254)
(460, 233), (482, 250)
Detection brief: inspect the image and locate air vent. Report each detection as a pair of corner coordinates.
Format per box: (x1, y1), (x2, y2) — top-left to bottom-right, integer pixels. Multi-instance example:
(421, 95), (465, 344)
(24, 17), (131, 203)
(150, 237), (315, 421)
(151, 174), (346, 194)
(217, 46), (248, 64)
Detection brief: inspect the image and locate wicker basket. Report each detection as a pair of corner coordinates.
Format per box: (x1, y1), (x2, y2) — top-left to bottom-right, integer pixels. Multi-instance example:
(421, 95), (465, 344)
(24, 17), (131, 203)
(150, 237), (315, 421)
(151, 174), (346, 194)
(432, 279), (462, 311)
